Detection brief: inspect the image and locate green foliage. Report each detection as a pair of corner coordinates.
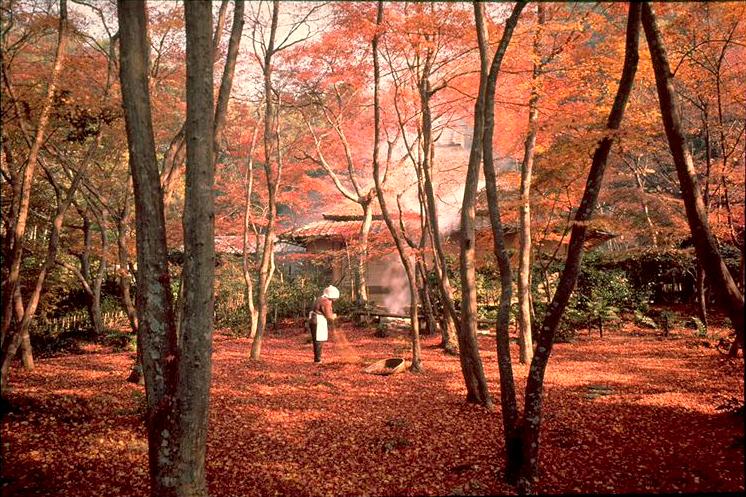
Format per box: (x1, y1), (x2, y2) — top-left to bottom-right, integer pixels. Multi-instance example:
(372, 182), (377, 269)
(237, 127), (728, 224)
(31, 325), (97, 357)
(331, 296), (357, 316)
(103, 331), (137, 352)
(690, 317), (708, 338)
(267, 274), (325, 322)
(213, 256), (327, 333)
(534, 253), (651, 342)
(633, 310), (658, 329)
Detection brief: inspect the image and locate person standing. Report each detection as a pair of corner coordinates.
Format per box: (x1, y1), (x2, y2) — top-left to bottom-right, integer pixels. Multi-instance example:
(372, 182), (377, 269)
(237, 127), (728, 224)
(308, 285), (339, 363)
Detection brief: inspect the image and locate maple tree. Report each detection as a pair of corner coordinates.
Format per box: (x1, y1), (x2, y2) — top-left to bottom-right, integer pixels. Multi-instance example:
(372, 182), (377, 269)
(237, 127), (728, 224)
(248, 0), (325, 360)
(1, 0), (70, 388)
(380, 1), (475, 356)
(458, 1), (525, 410)
(641, 1), (744, 353)
(371, 0), (424, 372)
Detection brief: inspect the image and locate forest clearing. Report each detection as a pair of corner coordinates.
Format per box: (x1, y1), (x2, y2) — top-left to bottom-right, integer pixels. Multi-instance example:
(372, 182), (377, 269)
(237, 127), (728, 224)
(2, 1), (744, 495)
(2, 319), (743, 496)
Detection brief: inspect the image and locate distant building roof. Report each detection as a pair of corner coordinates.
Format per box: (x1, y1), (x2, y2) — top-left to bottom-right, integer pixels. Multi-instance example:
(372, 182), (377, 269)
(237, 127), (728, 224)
(282, 219), (388, 245)
(320, 199), (383, 221)
(213, 235), (304, 255)
(281, 203), (422, 248)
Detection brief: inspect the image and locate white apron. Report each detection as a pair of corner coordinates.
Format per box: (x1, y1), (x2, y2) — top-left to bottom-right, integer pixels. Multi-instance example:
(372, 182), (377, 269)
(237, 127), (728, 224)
(314, 313), (328, 342)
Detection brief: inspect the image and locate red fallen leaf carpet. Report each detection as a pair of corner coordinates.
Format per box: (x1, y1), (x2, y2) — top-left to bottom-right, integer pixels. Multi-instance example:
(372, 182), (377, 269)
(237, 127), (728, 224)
(1, 322), (743, 496)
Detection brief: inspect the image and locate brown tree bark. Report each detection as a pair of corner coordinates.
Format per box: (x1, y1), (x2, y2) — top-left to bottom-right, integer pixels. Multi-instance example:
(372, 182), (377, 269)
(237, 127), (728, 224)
(475, 0), (526, 474)
(213, 0), (244, 153)
(71, 206), (108, 335)
(516, 4), (641, 492)
(641, 1), (744, 351)
(116, 192), (139, 335)
(695, 262), (708, 329)
(119, 1), (217, 494)
(416, 63), (459, 355)
(175, 2), (216, 492)
(117, 1), (178, 494)
(456, 0), (494, 407)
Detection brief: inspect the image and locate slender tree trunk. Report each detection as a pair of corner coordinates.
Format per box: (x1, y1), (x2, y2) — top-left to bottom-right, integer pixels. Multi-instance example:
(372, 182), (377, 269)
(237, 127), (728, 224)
(517, 4), (543, 365)
(454, 0), (497, 408)
(243, 121), (260, 339)
(1, 0), (69, 341)
(641, 1), (744, 351)
(90, 209), (108, 334)
(251, 0), (280, 360)
(1, 136), (99, 393)
(213, 0), (244, 154)
(695, 261), (708, 329)
(419, 76), (458, 355)
(629, 164), (658, 246)
(116, 194), (144, 384)
(117, 195), (139, 334)
(2, 199), (66, 388)
(475, 0), (526, 476)
(516, 5), (641, 492)
(417, 260), (437, 336)
(372, 1), (422, 373)
(357, 200), (374, 306)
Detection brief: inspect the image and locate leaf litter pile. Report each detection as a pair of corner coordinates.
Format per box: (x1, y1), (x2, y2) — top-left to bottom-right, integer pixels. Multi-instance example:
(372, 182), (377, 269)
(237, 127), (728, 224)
(2, 321), (743, 496)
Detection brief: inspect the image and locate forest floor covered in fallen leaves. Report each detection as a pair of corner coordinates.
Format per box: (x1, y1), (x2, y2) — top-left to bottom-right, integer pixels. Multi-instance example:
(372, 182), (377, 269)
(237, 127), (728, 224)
(2, 318), (744, 496)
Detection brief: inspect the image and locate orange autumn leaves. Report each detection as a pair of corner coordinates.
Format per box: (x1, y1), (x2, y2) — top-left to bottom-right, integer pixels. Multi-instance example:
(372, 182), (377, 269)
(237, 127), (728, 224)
(2, 320), (743, 496)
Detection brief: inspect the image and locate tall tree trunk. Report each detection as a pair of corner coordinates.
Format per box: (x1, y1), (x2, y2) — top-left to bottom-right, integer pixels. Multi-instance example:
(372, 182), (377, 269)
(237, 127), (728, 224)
(116, 193), (144, 384)
(641, 1), (744, 351)
(418, 73), (458, 355)
(213, 0), (244, 154)
(117, 1), (180, 494)
(516, 5), (641, 492)
(372, 1), (422, 373)
(1, 0), (69, 341)
(474, 0), (526, 477)
(428, 230), (459, 354)
(175, 2), (215, 492)
(695, 261), (708, 329)
(417, 260), (437, 336)
(517, 3), (544, 365)
(92, 211), (108, 334)
(117, 194), (139, 334)
(454, 0), (498, 408)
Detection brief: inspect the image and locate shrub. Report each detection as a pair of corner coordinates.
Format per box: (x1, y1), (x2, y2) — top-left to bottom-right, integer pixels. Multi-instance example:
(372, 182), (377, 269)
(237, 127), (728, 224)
(31, 325), (97, 357)
(213, 256), (327, 333)
(103, 331), (137, 352)
(533, 253), (651, 341)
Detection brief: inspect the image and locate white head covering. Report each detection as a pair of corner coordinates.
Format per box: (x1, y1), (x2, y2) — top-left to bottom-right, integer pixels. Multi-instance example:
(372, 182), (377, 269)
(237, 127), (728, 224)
(322, 285), (340, 299)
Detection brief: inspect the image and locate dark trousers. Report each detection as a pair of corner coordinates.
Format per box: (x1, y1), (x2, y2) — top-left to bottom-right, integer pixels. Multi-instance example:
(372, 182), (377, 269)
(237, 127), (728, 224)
(310, 328), (323, 362)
